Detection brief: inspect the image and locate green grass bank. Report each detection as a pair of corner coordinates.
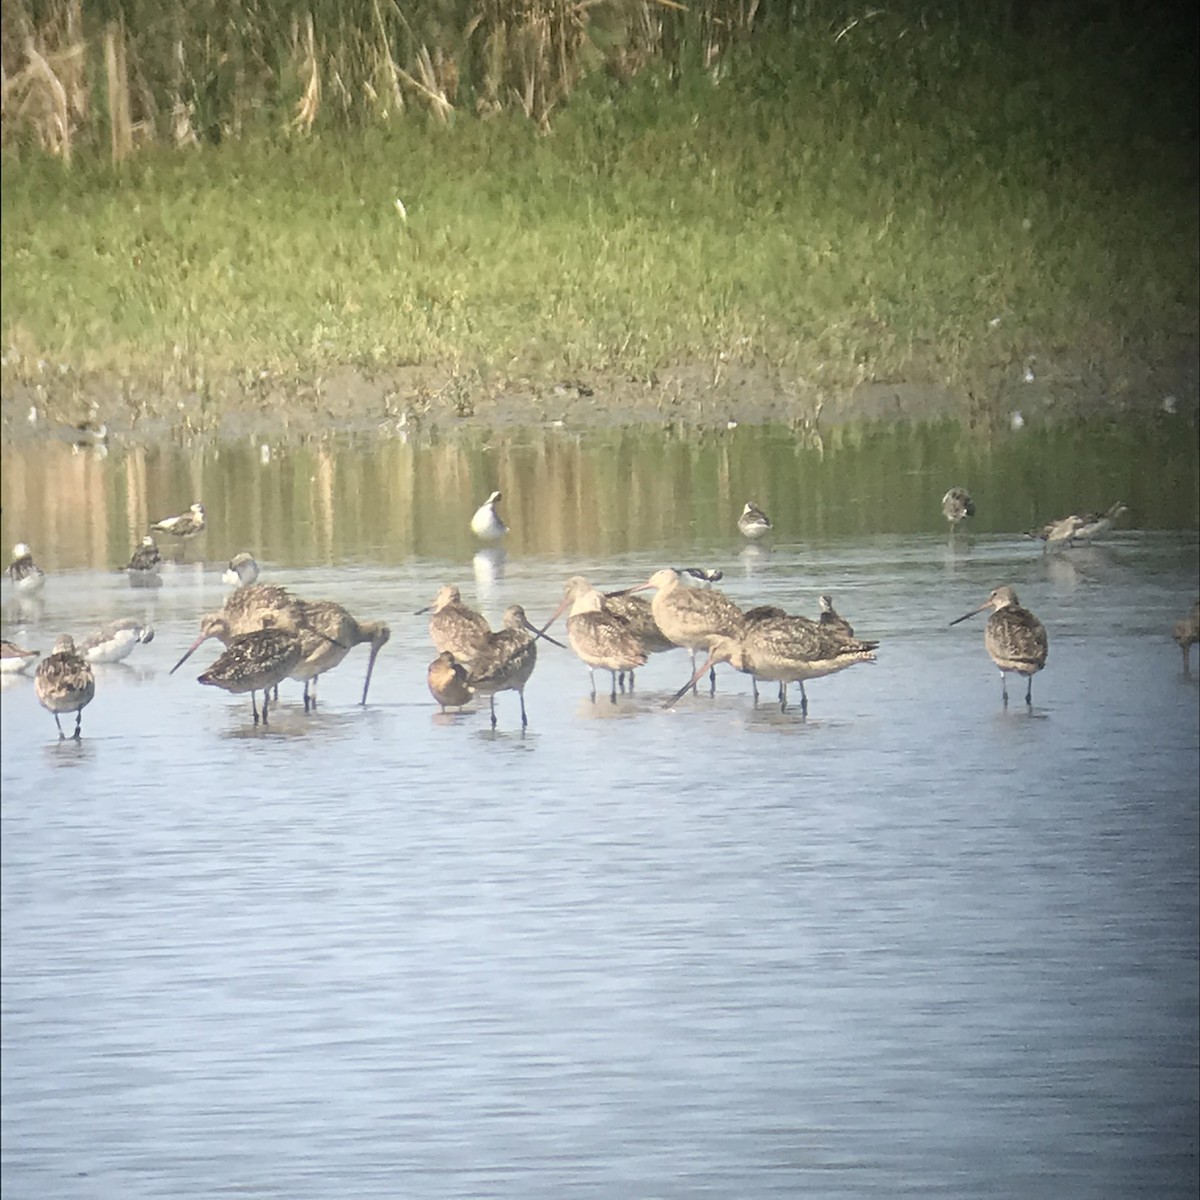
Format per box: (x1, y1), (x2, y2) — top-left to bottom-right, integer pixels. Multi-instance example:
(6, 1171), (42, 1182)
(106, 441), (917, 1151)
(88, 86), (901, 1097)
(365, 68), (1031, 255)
(2, 12), (1197, 437)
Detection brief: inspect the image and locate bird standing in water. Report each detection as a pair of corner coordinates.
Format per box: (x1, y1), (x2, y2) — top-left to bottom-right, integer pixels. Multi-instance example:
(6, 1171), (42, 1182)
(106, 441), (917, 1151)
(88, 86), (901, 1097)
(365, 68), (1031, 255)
(941, 488), (975, 527)
(427, 651), (473, 711)
(34, 635), (95, 739)
(1173, 599), (1199, 675)
(470, 491), (508, 541)
(737, 502), (773, 540)
(8, 543), (45, 593)
(951, 585), (1048, 707)
(152, 502), (206, 539)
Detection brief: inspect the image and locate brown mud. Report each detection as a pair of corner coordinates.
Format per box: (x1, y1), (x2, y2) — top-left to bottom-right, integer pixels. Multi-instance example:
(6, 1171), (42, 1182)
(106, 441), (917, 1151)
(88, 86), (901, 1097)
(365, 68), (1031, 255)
(2, 346), (1197, 447)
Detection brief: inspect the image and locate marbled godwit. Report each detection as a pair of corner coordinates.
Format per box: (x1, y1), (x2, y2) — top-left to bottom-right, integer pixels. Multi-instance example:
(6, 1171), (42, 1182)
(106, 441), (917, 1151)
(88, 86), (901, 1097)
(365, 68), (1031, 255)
(1026, 514), (1085, 553)
(152, 502), (206, 539)
(737, 502), (773, 540)
(0, 640), (39, 674)
(170, 585), (304, 676)
(941, 488), (975, 526)
(951, 585), (1048, 707)
(630, 568), (745, 693)
(470, 491), (508, 541)
(466, 605), (543, 729)
(417, 585), (492, 665)
(8, 543), (45, 593)
(818, 594), (855, 638)
(543, 576), (649, 701)
(196, 626), (304, 725)
(124, 536), (162, 578)
(34, 635), (95, 739)
(667, 612), (878, 714)
(1173, 599), (1199, 675)
(223, 552), (260, 587)
(288, 599), (391, 709)
(602, 585), (676, 688)
(428, 651), (473, 710)
(1075, 502), (1128, 543)
(79, 618), (155, 665)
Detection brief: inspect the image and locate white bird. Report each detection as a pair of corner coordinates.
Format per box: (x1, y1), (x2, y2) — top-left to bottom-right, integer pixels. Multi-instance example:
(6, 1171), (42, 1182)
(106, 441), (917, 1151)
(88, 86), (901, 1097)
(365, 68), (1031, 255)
(78, 618), (156, 665)
(470, 491), (508, 541)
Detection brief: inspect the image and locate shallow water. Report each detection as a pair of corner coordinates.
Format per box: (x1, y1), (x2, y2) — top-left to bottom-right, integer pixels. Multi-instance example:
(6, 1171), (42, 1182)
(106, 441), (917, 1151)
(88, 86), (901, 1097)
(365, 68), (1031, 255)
(2, 422), (1198, 1199)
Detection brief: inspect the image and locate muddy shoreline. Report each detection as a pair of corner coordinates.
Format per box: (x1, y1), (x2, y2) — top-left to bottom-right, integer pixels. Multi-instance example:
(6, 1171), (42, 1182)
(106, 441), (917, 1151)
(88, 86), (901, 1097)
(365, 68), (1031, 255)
(2, 349), (1197, 446)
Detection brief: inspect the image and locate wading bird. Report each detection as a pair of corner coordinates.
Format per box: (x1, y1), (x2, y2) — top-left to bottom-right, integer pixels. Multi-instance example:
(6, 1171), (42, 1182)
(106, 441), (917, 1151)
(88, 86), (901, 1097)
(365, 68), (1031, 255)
(79, 618), (155, 665)
(630, 568), (745, 694)
(941, 488), (975, 526)
(1074, 502), (1128, 544)
(34, 635), (95, 739)
(427, 651), (473, 711)
(196, 625), (304, 726)
(124, 536), (162, 579)
(417, 585), (492, 666)
(0, 640), (39, 674)
(466, 605), (548, 729)
(543, 576), (649, 702)
(1173, 599), (1199, 675)
(222, 552), (260, 587)
(737, 502), (773, 540)
(470, 491), (508, 541)
(1025, 514), (1085, 553)
(152, 502), (206, 539)
(950, 585), (1048, 707)
(8, 543), (45, 593)
(667, 610), (878, 715)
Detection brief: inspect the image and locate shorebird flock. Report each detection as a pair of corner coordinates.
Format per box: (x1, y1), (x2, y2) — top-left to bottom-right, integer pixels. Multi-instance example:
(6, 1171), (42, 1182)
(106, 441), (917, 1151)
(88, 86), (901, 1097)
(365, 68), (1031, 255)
(3, 489), (1194, 738)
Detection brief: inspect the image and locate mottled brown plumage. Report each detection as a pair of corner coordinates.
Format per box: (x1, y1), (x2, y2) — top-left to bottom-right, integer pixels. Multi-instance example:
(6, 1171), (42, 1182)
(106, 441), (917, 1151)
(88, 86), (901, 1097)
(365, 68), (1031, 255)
(417, 585), (492, 666)
(34, 634), (95, 739)
(428, 651), (473, 710)
(951, 585), (1048, 707)
(197, 626), (304, 725)
(668, 610), (878, 714)
(466, 605), (541, 729)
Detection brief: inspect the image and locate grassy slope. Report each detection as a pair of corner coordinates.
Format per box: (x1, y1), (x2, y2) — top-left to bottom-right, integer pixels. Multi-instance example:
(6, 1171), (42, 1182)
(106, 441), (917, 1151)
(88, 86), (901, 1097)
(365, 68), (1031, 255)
(2, 20), (1196, 422)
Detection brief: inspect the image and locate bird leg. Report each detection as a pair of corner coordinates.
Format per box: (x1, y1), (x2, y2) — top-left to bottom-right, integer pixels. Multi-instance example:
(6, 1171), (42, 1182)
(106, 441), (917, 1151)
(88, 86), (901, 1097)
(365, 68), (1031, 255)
(489, 695), (498, 729)
(53, 712), (65, 739)
(708, 665), (717, 697)
(588, 668), (597, 703)
(609, 671), (618, 703)
(779, 684), (788, 714)
(1000, 673), (1009, 708)
(752, 676), (760, 705)
(518, 691), (528, 729)
(262, 691), (272, 725)
(1025, 675), (1033, 707)
(798, 682), (808, 717)
(251, 691), (261, 724)
(73, 709), (83, 740)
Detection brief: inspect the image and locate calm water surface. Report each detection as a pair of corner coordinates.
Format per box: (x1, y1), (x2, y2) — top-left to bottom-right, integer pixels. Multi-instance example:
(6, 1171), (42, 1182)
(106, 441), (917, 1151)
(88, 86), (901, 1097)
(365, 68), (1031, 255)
(2, 422), (1198, 1198)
